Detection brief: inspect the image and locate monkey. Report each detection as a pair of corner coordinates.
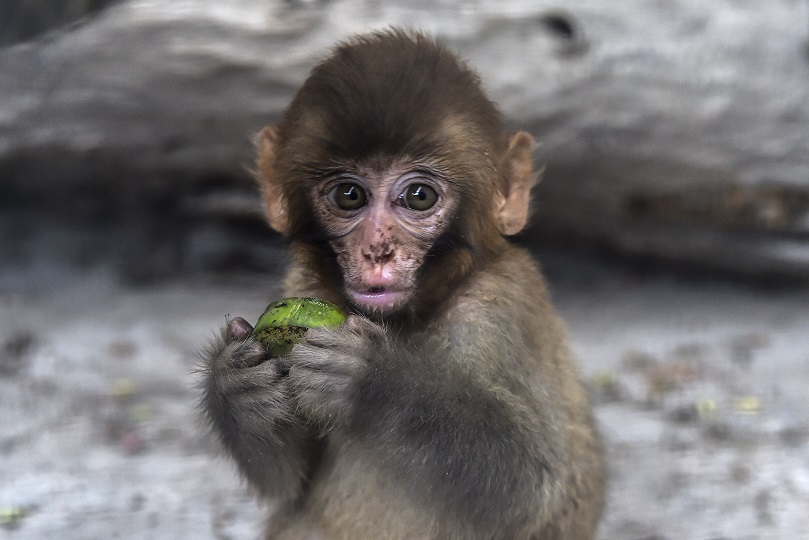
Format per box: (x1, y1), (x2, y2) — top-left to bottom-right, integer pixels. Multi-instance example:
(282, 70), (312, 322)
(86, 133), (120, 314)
(200, 30), (605, 540)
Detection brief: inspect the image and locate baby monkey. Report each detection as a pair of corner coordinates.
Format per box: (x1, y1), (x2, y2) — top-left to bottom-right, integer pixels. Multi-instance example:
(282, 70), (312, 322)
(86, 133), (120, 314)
(201, 29), (605, 540)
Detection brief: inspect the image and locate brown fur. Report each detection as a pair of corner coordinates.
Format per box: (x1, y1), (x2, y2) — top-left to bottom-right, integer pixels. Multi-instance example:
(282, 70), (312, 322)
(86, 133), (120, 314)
(200, 29), (605, 539)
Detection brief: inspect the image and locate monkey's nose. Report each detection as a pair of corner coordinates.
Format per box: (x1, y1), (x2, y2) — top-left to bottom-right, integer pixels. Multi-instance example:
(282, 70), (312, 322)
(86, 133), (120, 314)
(362, 243), (394, 264)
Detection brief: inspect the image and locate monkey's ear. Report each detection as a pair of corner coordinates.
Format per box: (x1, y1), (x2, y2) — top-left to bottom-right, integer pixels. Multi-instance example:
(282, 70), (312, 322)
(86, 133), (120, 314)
(256, 126), (290, 235)
(496, 131), (538, 236)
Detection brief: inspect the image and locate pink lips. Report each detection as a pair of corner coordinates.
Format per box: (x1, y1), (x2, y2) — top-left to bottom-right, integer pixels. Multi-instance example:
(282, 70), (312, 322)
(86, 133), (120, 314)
(347, 287), (409, 313)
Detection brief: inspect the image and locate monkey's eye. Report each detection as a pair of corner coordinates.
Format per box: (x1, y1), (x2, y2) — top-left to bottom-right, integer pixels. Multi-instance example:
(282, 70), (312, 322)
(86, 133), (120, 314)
(329, 182), (367, 211)
(399, 184), (438, 211)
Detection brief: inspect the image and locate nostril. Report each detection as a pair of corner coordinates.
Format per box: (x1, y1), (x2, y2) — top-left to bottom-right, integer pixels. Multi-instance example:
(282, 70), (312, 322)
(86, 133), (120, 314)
(363, 243), (395, 264)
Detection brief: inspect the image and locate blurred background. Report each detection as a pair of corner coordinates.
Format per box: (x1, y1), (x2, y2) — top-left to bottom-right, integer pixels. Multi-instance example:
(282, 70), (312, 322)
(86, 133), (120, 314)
(1, 1), (808, 538)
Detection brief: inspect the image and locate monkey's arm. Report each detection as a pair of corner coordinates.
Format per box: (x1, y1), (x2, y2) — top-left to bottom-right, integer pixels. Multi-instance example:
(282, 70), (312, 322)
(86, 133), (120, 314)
(288, 316), (576, 533)
(200, 317), (315, 502)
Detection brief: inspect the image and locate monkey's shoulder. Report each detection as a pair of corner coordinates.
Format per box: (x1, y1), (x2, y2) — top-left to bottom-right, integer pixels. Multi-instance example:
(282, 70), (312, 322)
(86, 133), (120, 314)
(454, 246), (550, 310)
(435, 247), (562, 346)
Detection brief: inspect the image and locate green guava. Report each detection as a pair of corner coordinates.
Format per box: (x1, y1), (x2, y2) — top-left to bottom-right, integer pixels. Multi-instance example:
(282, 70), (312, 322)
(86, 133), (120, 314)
(251, 297), (347, 356)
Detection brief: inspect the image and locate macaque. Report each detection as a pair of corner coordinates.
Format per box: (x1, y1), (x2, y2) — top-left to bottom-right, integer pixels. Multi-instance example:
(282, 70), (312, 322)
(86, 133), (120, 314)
(201, 30), (605, 539)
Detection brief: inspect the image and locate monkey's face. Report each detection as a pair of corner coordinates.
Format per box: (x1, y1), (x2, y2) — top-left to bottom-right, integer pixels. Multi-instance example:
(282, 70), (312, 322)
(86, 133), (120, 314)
(310, 162), (456, 317)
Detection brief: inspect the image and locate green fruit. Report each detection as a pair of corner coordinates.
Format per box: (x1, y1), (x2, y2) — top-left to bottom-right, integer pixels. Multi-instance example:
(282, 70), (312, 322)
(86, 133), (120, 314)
(251, 297), (347, 356)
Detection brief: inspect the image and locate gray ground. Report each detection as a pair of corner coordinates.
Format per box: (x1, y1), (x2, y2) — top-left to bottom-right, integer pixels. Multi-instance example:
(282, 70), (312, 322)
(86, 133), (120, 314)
(1, 218), (808, 539)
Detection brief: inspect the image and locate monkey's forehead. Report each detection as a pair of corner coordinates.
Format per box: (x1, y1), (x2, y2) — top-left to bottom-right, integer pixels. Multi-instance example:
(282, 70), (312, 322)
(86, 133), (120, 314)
(276, 33), (505, 161)
(279, 105), (504, 178)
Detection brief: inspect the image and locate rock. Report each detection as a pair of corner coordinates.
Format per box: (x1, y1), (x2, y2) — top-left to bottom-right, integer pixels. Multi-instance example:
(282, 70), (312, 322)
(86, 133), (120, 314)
(1, 0), (808, 277)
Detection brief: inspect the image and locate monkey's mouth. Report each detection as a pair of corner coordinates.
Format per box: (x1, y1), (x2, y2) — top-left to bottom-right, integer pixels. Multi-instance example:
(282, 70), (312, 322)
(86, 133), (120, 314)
(347, 286), (409, 314)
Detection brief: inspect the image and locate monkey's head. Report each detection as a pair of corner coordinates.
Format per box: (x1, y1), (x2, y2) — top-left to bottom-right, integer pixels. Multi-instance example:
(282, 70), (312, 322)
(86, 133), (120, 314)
(257, 30), (537, 319)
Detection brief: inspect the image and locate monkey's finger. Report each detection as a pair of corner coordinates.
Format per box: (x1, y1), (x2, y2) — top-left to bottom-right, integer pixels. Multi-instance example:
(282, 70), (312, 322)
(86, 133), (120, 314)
(344, 315), (387, 342)
(343, 315), (365, 333)
(217, 357), (283, 394)
(303, 326), (366, 351)
(300, 327), (345, 349)
(343, 315), (377, 333)
(288, 349), (358, 377)
(226, 317), (254, 343)
(288, 352), (356, 386)
(225, 340), (271, 369)
(233, 379), (295, 432)
(287, 336), (365, 374)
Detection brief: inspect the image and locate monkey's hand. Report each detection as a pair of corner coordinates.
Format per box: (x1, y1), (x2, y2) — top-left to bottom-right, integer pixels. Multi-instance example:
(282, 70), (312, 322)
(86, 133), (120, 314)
(200, 317), (309, 500)
(287, 315), (381, 430)
(203, 317), (294, 434)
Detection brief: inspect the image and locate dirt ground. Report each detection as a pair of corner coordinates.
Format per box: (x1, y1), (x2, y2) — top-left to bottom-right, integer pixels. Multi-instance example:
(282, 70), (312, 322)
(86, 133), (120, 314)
(1, 215), (808, 539)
